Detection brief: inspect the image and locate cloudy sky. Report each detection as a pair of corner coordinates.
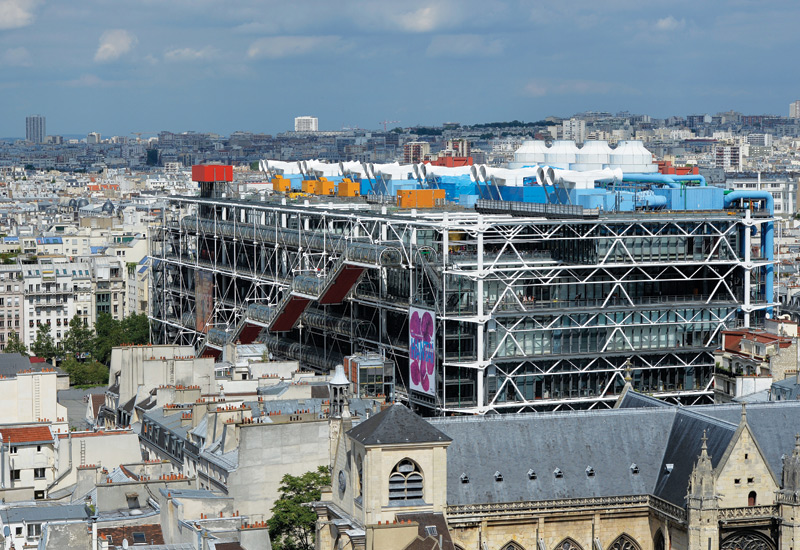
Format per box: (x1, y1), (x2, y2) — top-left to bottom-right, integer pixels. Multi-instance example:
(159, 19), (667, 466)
(0, 0), (798, 137)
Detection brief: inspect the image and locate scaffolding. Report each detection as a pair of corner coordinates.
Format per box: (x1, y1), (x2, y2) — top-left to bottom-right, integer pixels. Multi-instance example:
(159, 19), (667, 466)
(151, 194), (772, 414)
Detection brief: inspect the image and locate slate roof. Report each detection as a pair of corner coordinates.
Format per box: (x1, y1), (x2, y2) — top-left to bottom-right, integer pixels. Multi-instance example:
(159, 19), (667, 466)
(690, 402), (800, 478)
(90, 394), (104, 418)
(395, 512), (454, 550)
(0, 425), (54, 444)
(433, 408), (675, 506)
(99, 524), (165, 546)
(348, 404), (452, 446)
(0, 353), (65, 378)
(651, 408), (736, 506)
(0, 504), (90, 524)
(616, 387), (672, 409)
(414, 393), (800, 509)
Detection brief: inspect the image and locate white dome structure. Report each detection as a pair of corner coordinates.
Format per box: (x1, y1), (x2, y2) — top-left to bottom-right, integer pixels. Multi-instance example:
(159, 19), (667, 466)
(512, 140), (548, 167)
(573, 140), (612, 171)
(609, 140), (657, 173)
(545, 140), (578, 170)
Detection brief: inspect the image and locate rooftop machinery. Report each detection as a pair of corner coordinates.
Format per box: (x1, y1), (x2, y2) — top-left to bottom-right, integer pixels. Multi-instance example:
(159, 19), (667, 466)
(150, 157), (774, 415)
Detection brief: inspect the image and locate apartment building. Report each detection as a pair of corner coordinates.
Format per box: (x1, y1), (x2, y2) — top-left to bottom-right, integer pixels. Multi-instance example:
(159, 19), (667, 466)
(728, 178), (798, 216)
(91, 258), (125, 321)
(0, 266), (23, 351)
(22, 264), (78, 349)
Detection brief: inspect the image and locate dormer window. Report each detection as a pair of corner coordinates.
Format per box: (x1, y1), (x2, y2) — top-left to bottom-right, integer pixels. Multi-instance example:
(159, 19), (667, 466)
(586, 467), (595, 477)
(527, 469), (537, 480)
(554, 468), (563, 479)
(460, 473), (469, 484)
(494, 471), (503, 482)
(630, 463), (639, 475)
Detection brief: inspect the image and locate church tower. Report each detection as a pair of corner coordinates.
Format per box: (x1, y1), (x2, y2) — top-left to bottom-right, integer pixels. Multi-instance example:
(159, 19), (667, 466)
(779, 435), (800, 550)
(687, 431), (720, 550)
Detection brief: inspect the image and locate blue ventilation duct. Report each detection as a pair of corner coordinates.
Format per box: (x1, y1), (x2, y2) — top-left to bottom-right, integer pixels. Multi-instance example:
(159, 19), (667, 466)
(723, 191), (774, 316)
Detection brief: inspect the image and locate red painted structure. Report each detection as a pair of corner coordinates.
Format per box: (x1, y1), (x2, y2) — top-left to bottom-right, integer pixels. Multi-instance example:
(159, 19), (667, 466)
(192, 165), (233, 182)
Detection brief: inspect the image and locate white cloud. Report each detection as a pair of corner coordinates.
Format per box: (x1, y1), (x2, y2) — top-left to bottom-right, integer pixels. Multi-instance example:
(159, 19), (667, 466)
(354, 1), (465, 33)
(64, 74), (105, 87)
(164, 47), (216, 62)
(523, 79), (640, 97)
(655, 15), (685, 31)
(524, 82), (548, 98)
(94, 29), (137, 62)
(1, 46), (31, 66)
(247, 35), (346, 59)
(426, 34), (503, 57)
(391, 5), (450, 32)
(0, 0), (39, 30)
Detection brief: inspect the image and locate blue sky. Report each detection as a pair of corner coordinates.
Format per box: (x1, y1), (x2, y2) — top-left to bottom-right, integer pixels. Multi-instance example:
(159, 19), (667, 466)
(0, 0), (798, 137)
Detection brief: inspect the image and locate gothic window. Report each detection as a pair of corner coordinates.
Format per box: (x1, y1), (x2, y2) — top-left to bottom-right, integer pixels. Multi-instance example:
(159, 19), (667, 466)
(608, 534), (641, 550)
(721, 531), (775, 550)
(356, 454), (363, 498)
(555, 538), (583, 550)
(388, 459), (423, 502)
(503, 543), (525, 550)
(748, 491), (757, 506)
(654, 530), (665, 550)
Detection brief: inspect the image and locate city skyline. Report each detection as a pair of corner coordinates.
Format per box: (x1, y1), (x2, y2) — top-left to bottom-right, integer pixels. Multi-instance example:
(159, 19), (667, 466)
(0, 0), (799, 137)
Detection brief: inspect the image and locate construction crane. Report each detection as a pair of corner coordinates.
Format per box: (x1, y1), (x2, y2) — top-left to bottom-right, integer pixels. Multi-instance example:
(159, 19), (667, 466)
(379, 120), (400, 132)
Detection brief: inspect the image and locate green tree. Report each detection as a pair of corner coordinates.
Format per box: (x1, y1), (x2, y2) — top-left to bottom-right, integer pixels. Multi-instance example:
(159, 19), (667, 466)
(92, 313), (150, 365)
(60, 357), (109, 386)
(93, 313), (122, 365)
(268, 466), (331, 550)
(62, 314), (95, 360)
(121, 313), (150, 345)
(4, 331), (28, 356)
(30, 323), (57, 362)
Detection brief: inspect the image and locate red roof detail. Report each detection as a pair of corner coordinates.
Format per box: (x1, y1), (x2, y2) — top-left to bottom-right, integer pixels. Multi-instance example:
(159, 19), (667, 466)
(0, 426), (53, 444)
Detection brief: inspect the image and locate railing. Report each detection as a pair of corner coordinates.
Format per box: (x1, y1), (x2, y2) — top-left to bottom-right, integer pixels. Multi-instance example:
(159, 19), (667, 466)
(446, 250), (554, 266)
(475, 199), (598, 219)
(446, 293), (737, 316)
(717, 505), (778, 520)
(777, 492), (800, 504)
(446, 494), (685, 523)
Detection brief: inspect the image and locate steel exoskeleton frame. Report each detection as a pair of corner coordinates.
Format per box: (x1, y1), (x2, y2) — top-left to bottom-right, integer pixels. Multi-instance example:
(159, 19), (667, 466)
(150, 195), (771, 414)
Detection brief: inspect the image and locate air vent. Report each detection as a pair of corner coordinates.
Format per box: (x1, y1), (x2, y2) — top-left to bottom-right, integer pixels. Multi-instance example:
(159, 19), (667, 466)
(554, 468), (563, 478)
(630, 463), (639, 475)
(586, 466), (595, 477)
(460, 473), (469, 484)
(494, 471), (503, 482)
(527, 469), (537, 480)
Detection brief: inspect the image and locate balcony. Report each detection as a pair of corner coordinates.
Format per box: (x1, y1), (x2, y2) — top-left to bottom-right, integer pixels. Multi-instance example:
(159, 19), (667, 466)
(448, 293), (738, 316)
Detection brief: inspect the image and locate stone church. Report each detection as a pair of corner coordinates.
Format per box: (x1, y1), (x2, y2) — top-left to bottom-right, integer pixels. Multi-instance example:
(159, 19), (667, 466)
(314, 380), (800, 550)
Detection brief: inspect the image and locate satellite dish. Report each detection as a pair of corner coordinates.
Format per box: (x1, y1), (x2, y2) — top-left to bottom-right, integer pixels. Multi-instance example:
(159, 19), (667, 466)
(122, 539), (129, 549)
(3, 525), (10, 537)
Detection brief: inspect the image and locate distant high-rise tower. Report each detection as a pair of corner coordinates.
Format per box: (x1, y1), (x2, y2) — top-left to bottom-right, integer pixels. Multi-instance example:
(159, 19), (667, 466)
(562, 118), (587, 144)
(403, 141), (430, 164)
(25, 115), (45, 143)
(87, 132), (101, 144)
(294, 116), (318, 132)
(790, 101), (800, 119)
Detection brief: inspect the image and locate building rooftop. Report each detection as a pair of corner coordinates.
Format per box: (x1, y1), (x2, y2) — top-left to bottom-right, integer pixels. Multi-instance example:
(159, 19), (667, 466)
(348, 404), (451, 446)
(0, 425), (53, 444)
(0, 503), (89, 524)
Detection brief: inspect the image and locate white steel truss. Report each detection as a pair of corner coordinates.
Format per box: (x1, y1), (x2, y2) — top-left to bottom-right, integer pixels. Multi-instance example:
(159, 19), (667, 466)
(150, 195), (772, 415)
